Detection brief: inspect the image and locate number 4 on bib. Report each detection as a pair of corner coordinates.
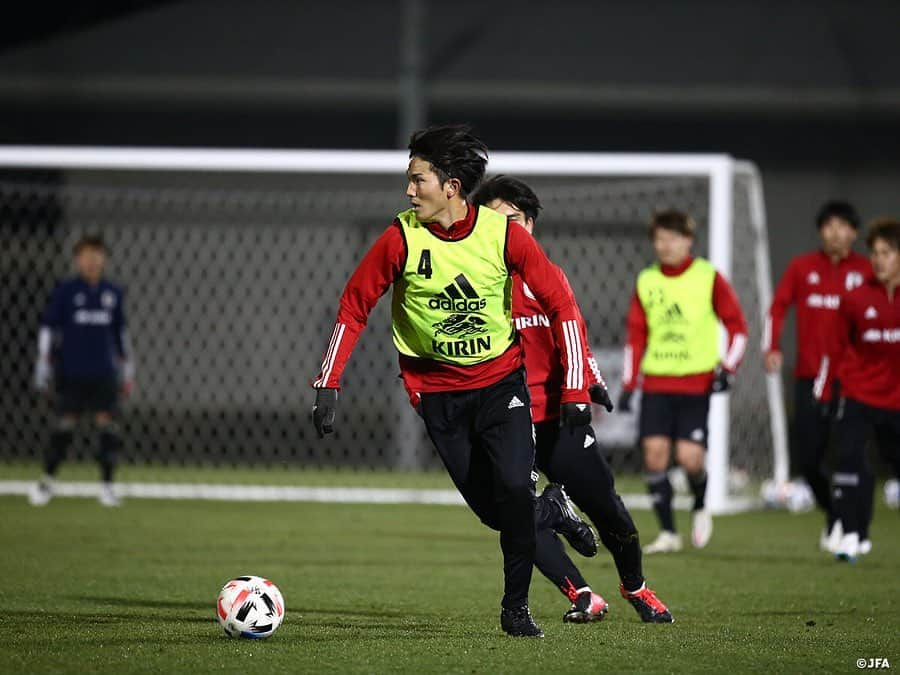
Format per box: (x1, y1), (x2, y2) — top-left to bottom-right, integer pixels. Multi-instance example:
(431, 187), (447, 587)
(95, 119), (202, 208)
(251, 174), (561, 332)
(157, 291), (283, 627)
(417, 249), (432, 279)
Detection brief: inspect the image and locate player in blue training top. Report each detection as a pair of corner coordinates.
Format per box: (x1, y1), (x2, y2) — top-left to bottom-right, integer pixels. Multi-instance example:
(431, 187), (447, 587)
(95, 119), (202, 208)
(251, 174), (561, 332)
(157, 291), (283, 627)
(30, 235), (134, 507)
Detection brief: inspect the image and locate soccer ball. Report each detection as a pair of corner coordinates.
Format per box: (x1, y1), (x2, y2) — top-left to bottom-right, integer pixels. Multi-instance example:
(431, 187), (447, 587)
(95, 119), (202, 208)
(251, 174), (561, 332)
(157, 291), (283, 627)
(216, 576), (285, 639)
(760, 479), (814, 513)
(885, 479), (900, 510)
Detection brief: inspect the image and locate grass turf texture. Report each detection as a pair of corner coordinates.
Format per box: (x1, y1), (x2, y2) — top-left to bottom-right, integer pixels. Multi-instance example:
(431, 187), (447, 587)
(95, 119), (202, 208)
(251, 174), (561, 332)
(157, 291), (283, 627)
(2, 478), (898, 673)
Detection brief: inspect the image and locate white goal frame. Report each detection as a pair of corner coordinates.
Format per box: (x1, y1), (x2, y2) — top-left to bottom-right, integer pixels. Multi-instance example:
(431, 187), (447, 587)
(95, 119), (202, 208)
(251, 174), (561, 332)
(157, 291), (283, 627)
(0, 146), (789, 514)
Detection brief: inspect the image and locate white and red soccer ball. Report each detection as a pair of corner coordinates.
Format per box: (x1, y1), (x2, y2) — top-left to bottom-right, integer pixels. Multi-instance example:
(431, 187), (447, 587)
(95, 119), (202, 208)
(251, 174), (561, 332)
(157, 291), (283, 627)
(216, 576), (285, 639)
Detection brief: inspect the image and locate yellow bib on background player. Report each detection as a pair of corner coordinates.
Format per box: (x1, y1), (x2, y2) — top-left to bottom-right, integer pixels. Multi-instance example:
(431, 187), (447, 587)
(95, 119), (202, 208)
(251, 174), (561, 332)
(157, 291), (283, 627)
(637, 257), (720, 376)
(392, 206), (515, 365)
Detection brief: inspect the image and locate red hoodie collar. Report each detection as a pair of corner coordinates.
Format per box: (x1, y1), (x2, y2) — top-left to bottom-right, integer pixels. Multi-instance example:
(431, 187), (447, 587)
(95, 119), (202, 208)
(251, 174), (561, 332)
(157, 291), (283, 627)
(423, 203), (477, 241)
(816, 249), (860, 265)
(660, 255), (694, 276)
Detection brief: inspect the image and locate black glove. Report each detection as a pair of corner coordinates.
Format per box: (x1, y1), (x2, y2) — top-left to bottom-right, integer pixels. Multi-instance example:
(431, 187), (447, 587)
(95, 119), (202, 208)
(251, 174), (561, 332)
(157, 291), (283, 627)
(617, 389), (633, 413)
(589, 383), (614, 412)
(560, 401), (591, 428)
(711, 366), (733, 393)
(312, 388), (338, 438)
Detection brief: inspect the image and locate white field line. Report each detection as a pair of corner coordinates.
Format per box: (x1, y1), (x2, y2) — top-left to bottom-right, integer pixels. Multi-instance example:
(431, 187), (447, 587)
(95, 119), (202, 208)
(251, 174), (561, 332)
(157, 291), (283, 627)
(0, 480), (760, 513)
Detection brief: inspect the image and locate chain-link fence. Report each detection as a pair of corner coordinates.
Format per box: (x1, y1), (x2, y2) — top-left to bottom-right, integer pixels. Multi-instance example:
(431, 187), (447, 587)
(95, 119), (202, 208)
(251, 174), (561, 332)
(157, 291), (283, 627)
(0, 159), (775, 487)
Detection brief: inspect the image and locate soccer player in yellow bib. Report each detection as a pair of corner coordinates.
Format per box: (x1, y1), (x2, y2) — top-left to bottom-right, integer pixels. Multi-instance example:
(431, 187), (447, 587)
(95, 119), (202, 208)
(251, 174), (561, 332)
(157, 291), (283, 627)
(619, 210), (748, 553)
(311, 125), (595, 637)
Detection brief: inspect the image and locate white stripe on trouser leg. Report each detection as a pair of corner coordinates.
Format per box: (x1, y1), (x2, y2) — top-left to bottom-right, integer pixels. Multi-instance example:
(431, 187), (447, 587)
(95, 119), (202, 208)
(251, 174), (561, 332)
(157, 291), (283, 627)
(833, 472), (859, 487)
(812, 356), (829, 399)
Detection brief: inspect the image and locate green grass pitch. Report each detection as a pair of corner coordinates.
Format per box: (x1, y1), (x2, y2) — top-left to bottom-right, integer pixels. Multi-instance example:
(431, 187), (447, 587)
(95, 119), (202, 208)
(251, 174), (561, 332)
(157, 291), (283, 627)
(2, 467), (898, 673)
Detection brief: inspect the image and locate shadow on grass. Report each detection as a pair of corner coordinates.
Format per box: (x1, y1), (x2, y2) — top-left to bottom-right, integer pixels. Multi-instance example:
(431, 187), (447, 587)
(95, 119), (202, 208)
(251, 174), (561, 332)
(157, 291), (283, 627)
(290, 606), (410, 619)
(67, 595), (209, 611)
(9, 609), (212, 624)
(741, 609), (858, 617)
(697, 551), (896, 570)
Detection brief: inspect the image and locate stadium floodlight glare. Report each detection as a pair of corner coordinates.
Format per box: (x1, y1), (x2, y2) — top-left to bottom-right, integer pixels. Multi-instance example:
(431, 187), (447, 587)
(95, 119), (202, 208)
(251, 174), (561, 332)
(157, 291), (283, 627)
(0, 146), (786, 514)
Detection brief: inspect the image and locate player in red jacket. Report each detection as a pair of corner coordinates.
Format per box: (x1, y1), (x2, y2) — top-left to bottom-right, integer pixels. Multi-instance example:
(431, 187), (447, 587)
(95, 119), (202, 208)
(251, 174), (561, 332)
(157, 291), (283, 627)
(764, 201), (871, 551)
(471, 176), (673, 623)
(815, 218), (900, 562)
(620, 210), (748, 554)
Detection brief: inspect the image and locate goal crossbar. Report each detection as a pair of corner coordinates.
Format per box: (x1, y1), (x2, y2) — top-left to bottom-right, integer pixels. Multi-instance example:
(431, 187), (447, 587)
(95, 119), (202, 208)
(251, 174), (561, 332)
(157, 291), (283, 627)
(0, 145), (787, 514)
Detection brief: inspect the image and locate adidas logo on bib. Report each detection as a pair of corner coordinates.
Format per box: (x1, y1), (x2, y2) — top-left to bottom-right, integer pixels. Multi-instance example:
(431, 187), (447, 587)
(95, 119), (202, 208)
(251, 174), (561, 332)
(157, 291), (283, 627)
(508, 396), (525, 410)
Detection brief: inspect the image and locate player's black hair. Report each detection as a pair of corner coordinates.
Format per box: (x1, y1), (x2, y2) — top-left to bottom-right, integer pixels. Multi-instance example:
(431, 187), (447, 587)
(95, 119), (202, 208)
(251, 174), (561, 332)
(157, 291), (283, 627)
(649, 209), (696, 238)
(408, 125), (488, 198)
(470, 175), (543, 224)
(73, 234), (107, 255)
(866, 217), (900, 251)
(815, 200), (860, 230)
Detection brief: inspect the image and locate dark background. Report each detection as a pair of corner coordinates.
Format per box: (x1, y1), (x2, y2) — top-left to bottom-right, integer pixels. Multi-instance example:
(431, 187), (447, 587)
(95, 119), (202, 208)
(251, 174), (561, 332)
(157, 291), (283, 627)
(2, 0), (899, 379)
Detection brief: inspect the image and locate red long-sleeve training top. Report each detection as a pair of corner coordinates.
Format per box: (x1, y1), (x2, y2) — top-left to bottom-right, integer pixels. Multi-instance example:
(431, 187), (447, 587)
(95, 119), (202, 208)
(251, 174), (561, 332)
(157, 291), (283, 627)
(764, 249), (871, 379)
(815, 277), (900, 410)
(622, 256), (749, 395)
(512, 267), (603, 423)
(313, 204), (591, 405)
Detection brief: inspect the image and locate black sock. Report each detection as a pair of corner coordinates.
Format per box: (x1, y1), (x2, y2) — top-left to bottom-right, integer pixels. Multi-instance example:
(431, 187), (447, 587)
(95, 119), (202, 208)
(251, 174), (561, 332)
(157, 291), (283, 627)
(688, 468), (708, 511)
(647, 472), (675, 532)
(858, 471), (875, 541)
(832, 472), (860, 535)
(597, 527), (644, 592)
(46, 429), (73, 476)
(98, 428), (121, 483)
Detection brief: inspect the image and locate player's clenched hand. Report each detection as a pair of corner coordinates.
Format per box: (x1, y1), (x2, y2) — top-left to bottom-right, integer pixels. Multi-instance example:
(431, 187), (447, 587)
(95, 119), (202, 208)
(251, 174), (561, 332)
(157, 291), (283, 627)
(711, 365), (734, 393)
(560, 401), (591, 427)
(33, 359), (52, 393)
(589, 383), (614, 412)
(617, 389), (633, 413)
(312, 388), (338, 438)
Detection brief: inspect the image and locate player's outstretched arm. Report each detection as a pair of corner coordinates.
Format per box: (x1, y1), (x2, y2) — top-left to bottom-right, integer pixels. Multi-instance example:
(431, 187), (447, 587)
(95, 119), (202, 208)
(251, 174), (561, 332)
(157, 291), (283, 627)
(504, 225), (590, 424)
(552, 263), (615, 413)
(35, 285), (62, 394)
(113, 290), (135, 396)
(34, 326), (53, 393)
(713, 271), (749, 391)
(619, 290), (647, 413)
(310, 223), (405, 437)
(763, 259), (797, 372)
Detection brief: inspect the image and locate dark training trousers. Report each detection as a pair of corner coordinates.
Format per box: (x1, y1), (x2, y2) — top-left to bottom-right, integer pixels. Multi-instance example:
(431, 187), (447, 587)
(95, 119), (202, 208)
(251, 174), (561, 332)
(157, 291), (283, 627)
(833, 397), (900, 540)
(534, 420), (644, 592)
(793, 378), (836, 525)
(421, 369), (539, 609)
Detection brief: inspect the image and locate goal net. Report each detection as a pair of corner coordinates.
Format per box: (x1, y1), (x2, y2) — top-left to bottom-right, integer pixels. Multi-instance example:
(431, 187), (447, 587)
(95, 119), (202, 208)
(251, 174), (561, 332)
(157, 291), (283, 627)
(0, 148), (787, 513)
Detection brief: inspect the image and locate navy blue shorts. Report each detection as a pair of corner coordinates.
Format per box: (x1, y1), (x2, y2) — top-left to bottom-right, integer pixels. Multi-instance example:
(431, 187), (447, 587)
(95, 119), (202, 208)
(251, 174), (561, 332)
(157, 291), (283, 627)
(639, 391), (710, 447)
(55, 377), (119, 416)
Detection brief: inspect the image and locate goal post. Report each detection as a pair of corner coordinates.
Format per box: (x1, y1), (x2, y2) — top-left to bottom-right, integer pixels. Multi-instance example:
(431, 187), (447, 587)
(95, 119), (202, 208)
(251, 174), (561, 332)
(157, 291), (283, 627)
(0, 146), (788, 514)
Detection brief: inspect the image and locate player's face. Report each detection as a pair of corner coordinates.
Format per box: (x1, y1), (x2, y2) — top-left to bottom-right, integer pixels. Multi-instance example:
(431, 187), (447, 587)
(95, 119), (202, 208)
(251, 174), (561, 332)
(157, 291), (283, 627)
(653, 228), (693, 267)
(485, 198), (534, 235)
(406, 157), (452, 224)
(75, 246), (106, 283)
(819, 217), (857, 257)
(870, 238), (900, 285)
